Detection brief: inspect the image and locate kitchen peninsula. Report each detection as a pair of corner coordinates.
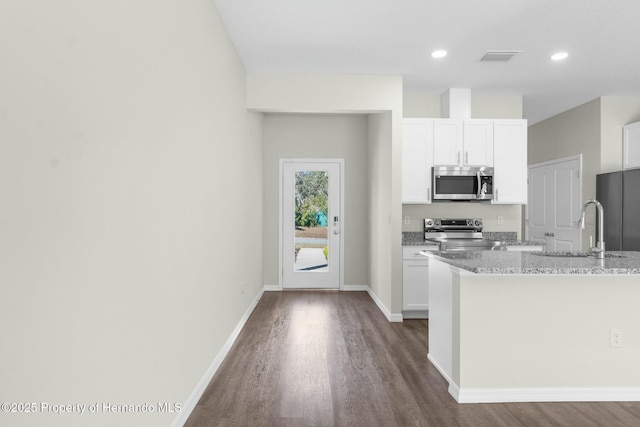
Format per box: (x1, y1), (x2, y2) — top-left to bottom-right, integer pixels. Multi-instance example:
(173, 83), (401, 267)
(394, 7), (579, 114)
(421, 250), (640, 404)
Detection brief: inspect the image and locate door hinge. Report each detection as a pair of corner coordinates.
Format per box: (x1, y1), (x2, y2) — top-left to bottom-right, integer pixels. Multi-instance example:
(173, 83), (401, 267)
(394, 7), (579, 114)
(577, 170), (580, 179)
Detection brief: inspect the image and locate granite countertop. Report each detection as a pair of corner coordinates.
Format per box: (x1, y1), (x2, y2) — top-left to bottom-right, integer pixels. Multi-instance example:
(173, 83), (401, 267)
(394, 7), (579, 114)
(403, 232), (435, 246)
(402, 231), (544, 247)
(500, 239), (545, 246)
(421, 250), (640, 275)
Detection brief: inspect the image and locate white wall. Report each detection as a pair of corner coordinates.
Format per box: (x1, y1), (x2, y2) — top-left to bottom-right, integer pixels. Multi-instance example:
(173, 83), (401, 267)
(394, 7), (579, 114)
(367, 113), (394, 311)
(0, 2), (262, 426)
(471, 94), (523, 119)
(402, 92), (525, 237)
(403, 91), (523, 120)
(248, 73), (404, 315)
(261, 114), (370, 288)
(403, 92), (441, 118)
(528, 98), (601, 248)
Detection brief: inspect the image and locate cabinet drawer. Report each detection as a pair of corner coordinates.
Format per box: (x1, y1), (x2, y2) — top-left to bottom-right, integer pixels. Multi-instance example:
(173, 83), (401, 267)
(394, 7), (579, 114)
(403, 246), (438, 260)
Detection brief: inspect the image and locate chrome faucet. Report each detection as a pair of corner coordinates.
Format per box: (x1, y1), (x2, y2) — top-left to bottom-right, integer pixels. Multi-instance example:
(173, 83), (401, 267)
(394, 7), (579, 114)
(578, 199), (605, 259)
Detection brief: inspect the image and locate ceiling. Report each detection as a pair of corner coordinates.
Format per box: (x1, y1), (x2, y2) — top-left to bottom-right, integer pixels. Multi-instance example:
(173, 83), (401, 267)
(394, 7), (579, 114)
(213, 0), (640, 124)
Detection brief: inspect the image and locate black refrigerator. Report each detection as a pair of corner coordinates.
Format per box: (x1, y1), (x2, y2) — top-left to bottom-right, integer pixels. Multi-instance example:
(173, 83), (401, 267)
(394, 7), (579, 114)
(596, 168), (640, 251)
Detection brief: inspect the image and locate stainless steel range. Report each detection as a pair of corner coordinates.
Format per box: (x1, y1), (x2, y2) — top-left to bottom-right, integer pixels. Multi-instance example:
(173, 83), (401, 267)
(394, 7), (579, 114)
(424, 218), (506, 251)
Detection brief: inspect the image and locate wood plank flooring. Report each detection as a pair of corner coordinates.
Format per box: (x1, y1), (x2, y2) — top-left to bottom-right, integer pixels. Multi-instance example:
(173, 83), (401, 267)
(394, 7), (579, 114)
(185, 291), (640, 427)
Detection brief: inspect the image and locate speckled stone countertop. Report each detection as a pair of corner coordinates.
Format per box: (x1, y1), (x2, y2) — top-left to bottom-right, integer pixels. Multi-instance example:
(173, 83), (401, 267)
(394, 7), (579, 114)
(500, 240), (545, 246)
(421, 250), (640, 274)
(402, 231), (544, 247)
(402, 232), (431, 245)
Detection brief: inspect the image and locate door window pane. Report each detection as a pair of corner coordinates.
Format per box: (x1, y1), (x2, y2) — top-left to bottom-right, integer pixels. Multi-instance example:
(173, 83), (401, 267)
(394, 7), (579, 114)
(293, 171), (328, 272)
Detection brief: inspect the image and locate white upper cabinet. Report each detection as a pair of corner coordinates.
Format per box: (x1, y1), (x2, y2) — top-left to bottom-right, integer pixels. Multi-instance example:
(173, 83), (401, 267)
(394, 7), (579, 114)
(403, 117), (527, 205)
(623, 121), (640, 170)
(433, 119), (463, 166)
(433, 119), (493, 167)
(463, 120), (493, 166)
(492, 119), (528, 204)
(402, 119), (434, 204)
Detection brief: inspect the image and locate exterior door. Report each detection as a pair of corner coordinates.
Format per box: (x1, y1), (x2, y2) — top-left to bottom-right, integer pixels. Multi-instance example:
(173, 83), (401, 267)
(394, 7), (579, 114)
(281, 160), (342, 289)
(527, 156), (582, 250)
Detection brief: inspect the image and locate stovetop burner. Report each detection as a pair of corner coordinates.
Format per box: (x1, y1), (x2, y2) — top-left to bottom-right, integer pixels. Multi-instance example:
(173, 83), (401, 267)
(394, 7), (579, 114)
(424, 218), (505, 251)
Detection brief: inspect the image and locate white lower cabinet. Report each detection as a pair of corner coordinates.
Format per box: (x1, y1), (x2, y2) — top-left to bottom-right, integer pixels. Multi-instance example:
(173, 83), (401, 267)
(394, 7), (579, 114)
(403, 260), (429, 311)
(402, 246), (437, 317)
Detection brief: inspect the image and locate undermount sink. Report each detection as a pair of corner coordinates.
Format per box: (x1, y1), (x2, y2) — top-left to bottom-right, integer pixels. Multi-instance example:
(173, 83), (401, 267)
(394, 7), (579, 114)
(531, 251), (626, 258)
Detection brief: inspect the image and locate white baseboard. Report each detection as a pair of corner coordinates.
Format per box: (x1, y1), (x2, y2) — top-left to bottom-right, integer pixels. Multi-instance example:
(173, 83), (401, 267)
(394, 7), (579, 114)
(402, 310), (428, 319)
(266, 284), (367, 292)
(172, 287), (265, 427)
(427, 353), (452, 385)
(449, 383), (640, 403)
(388, 313), (403, 322)
(341, 284), (369, 291)
(366, 288), (403, 322)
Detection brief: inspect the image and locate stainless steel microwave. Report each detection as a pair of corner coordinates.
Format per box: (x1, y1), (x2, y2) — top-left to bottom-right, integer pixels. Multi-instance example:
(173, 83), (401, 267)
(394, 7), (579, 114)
(432, 166), (494, 201)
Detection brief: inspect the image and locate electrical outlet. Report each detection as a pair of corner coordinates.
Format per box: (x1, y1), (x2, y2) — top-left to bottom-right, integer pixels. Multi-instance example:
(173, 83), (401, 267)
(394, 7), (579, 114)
(497, 216), (504, 225)
(610, 328), (623, 347)
(404, 216), (411, 225)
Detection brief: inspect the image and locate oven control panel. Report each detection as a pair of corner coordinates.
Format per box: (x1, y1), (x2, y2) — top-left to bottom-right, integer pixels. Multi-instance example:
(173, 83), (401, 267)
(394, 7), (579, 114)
(424, 218), (483, 232)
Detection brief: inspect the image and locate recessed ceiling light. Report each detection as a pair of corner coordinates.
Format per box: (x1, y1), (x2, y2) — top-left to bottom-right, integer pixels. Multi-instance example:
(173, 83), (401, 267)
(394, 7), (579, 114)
(551, 52), (569, 61)
(431, 50), (447, 59)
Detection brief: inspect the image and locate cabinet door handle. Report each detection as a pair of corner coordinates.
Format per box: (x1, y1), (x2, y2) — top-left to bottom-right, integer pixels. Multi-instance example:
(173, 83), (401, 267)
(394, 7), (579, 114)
(457, 151), (461, 165)
(465, 151), (469, 164)
(495, 188), (499, 201)
(427, 187), (430, 202)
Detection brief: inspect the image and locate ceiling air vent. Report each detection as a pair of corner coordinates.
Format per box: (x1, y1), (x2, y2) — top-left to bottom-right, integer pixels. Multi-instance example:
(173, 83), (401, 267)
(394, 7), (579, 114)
(480, 50), (521, 62)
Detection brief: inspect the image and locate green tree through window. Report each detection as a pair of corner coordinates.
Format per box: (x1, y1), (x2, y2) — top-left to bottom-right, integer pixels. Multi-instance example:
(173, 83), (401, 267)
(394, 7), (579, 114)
(295, 171), (328, 227)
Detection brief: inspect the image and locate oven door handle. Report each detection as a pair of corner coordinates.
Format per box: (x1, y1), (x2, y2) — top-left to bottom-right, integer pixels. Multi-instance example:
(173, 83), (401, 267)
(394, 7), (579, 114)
(476, 171), (482, 199)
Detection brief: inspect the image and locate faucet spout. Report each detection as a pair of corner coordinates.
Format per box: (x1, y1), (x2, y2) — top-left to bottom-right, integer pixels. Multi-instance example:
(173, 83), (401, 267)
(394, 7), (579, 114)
(577, 199), (605, 259)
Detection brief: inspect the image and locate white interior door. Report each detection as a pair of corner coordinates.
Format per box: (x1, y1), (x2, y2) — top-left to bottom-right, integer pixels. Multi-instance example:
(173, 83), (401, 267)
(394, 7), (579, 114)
(528, 167), (548, 244)
(281, 160), (342, 289)
(527, 156), (582, 251)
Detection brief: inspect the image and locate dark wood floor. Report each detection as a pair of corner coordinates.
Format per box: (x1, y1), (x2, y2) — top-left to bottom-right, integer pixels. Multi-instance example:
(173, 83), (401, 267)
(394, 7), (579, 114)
(185, 291), (640, 427)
